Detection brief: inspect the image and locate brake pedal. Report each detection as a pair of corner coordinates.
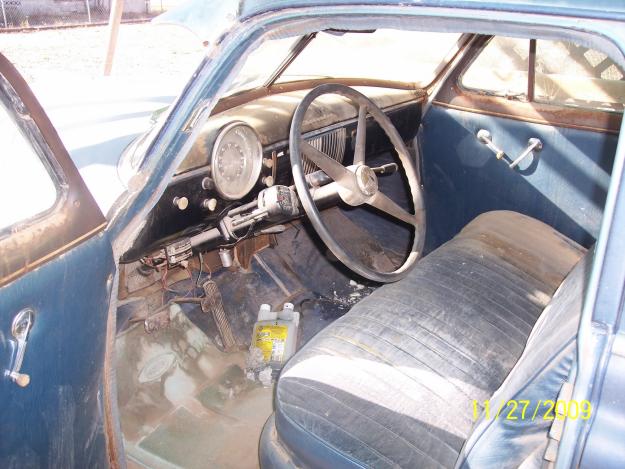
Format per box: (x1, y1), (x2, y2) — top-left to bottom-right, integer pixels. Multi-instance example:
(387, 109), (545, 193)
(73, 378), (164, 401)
(201, 280), (238, 352)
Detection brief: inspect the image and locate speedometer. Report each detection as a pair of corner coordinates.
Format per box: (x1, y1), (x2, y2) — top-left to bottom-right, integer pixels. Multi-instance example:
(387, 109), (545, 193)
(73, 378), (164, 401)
(211, 122), (263, 200)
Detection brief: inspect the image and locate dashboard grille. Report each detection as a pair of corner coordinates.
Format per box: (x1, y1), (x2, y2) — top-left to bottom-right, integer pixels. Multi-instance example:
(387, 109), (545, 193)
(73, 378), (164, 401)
(303, 127), (346, 175)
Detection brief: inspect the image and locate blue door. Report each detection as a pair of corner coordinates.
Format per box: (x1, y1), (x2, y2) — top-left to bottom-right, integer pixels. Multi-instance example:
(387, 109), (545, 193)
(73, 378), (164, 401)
(0, 54), (115, 467)
(422, 35), (620, 250)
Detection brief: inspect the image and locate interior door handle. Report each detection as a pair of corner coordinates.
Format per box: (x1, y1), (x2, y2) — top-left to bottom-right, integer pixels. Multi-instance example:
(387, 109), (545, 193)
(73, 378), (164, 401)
(5, 308), (34, 387)
(509, 138), (543, 169)
(477, 129), (543, 169)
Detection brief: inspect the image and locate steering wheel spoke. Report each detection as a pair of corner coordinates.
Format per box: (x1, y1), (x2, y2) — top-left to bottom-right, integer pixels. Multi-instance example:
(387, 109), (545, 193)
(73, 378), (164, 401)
(367, 191), (417, 226)
(353, 105), (367, 166)
(300, 139), (357, 191)
(290, 83), (425, 282)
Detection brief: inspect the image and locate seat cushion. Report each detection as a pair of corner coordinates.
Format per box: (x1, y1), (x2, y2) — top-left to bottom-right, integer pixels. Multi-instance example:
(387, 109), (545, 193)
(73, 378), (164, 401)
(270, 211), (585, 469)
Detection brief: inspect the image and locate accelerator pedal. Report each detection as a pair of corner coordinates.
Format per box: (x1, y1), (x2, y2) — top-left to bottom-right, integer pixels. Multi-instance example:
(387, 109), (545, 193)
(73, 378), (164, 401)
(201, 280), (238, 352)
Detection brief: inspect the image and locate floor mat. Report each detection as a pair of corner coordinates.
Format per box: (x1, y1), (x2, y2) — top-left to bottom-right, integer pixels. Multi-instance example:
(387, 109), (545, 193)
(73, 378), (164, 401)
(116, 304), (273, 469)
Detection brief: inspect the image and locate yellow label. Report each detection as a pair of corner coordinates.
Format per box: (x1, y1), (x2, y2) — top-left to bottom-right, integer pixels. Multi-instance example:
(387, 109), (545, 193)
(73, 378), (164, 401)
(254, 324), (288, 362)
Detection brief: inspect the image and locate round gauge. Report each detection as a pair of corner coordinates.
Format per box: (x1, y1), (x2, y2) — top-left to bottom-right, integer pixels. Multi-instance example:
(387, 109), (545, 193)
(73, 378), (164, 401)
(210, 122), (263, 200)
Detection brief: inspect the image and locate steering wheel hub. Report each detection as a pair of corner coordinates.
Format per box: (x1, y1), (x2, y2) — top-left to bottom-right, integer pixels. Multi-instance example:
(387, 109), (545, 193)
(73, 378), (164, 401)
(355, 165), (378, 196)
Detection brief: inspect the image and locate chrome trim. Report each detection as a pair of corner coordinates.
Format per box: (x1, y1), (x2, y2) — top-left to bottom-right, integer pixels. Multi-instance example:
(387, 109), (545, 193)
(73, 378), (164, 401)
(303, 127), (346, 175)
(210, 121), (264, 200)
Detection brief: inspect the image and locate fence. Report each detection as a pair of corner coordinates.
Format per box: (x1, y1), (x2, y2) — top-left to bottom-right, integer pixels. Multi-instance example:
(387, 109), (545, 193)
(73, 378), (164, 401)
(0, 0), (177, 29)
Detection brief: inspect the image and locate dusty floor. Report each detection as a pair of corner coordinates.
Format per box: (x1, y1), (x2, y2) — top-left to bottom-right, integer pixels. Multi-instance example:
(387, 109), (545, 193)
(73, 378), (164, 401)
(117, 304), (273, 469)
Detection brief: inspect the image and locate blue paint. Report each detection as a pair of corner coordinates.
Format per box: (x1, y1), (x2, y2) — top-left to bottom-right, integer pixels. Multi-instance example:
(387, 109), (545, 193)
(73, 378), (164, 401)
(421, 105), (616, 249)
(157, 0), (625, 41)
(0, 234), (114, 467)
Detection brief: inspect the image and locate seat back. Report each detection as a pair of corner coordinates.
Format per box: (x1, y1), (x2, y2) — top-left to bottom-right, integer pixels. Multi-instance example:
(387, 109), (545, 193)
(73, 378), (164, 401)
(457, 251), (591, 468)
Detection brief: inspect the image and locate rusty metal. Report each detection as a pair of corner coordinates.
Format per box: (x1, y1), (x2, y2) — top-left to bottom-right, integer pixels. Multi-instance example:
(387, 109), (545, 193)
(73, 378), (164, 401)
(234, 233), (274, 270)
(0, 53), (107, 287)
(201, 280), (238, 351)
(103, 271), (122, 469)
(433, 99), (621, 135)
(433, 35), (622, 134)
(144, 304), (173, 334)
(211, 77), (425, 116)
(528, 39), (536, 102)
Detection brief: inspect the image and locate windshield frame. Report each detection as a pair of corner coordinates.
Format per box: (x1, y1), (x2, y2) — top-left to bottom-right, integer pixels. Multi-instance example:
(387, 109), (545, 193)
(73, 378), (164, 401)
(119, 31), (470, 178)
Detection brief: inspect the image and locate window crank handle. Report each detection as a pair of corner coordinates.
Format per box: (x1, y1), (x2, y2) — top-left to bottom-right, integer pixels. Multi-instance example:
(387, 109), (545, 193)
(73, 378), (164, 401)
(5, 309), (34, 387)
(477, 129), (505, 160)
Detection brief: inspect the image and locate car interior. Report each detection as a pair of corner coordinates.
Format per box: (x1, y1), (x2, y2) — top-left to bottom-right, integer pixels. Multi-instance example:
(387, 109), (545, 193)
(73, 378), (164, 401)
(112, 26), (623, 469)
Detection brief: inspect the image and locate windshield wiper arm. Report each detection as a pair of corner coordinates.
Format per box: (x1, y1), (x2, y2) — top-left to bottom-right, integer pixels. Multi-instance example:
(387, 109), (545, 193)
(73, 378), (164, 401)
(263, 32), (317, 88)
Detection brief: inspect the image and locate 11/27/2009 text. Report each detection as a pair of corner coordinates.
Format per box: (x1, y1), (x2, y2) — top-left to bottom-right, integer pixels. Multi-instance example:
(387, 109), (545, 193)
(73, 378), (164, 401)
(472, 399), (592, 421)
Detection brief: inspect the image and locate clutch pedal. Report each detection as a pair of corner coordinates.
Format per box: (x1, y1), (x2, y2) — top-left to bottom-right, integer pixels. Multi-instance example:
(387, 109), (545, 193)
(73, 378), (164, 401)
(201, 280), (238, 352)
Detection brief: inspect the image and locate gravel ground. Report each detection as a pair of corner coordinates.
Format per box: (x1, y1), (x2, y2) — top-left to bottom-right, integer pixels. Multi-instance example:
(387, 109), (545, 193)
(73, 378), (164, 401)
(0, 22), (206, 85)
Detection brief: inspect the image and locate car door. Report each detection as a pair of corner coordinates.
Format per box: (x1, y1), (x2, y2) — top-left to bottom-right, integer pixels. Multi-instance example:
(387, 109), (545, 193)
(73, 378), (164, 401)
(422, 35), (622, 250)
(0, 53), (115, 468)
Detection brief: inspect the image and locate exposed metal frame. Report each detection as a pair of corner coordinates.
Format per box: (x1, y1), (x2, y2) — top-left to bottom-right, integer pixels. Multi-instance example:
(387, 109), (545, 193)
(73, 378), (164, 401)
(263, 32), (317, 87)
(0, 53), (107, 287)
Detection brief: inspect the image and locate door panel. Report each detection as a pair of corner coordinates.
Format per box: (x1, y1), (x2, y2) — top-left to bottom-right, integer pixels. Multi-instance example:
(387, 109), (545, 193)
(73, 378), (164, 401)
(421, 35), (620, 251)
(0, 237), (114, 468)
(0, 54), (115, 467)
(421, 105), (616, 250)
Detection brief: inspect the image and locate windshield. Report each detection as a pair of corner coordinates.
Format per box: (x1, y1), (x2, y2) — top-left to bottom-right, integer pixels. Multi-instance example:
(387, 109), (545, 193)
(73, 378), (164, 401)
(121, 29), (462, 176)
(227, 29), (462, 94)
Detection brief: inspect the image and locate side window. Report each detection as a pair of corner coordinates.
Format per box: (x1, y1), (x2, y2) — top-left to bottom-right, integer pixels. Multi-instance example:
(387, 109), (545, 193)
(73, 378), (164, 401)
(461, 36), (529, 99)
(460, 36), (625, 113)
(535, 40), (625, 112)
(0, 81), (60, 231)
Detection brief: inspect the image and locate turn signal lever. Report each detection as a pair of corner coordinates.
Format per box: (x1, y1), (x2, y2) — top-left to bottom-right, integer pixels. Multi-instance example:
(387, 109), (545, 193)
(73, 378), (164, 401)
(190, 185), (300, 247)
(189, 163), (400, 248)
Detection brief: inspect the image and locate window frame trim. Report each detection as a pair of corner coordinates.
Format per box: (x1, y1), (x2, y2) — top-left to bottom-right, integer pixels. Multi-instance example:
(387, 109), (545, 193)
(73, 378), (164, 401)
(0, 73), (69, 237)
(435, 34), (623, 135)
(0, 53), (107, 288)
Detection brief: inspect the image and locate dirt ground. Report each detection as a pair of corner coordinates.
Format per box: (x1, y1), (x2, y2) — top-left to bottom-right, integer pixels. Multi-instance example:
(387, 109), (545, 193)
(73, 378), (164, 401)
(0, 22), (205, 85)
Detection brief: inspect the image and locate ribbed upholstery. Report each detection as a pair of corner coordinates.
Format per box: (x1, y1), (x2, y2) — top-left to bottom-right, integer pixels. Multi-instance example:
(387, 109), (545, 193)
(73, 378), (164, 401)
(269, 211), (585, 469)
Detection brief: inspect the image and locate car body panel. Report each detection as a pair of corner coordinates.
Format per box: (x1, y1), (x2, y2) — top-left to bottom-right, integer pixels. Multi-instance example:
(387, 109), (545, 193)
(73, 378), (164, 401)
(0, 55), (116, 468)
(155, 0), (625, 43)
(0, 235), (115, 468)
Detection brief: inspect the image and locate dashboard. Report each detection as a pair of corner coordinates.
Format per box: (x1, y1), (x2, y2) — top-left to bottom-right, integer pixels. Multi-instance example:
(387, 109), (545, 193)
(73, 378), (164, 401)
(121, 86), (425, 263)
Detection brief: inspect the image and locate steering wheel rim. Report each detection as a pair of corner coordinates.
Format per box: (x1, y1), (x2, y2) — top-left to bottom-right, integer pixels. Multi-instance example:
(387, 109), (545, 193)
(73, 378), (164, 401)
(289, 84), (426, 283)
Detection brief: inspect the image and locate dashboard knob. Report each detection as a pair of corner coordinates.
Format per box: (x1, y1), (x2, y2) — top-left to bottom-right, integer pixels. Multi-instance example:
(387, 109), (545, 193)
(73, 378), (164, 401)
(201, 177), (214, 190)
(201, 198), (218, 211)
(262, 175), (274, 187)
(173, 196), (189, 211)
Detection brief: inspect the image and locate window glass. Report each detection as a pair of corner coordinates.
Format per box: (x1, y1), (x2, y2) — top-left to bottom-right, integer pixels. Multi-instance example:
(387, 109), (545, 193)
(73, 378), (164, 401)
(279, 30), (462, 87)
(535, 40), (625, 112)
(227, 30), (462, 95)
(0, 99), (58, 231)
(461, 36), (528, 98)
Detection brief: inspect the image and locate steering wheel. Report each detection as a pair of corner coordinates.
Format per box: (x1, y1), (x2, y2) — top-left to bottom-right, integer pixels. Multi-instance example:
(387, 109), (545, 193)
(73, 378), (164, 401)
(289, 84), (426, 283)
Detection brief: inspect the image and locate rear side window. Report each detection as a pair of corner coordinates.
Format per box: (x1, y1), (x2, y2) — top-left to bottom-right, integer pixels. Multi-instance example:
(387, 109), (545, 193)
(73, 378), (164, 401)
(461, 36), (625, 113)
(535, 40), (625, 112)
